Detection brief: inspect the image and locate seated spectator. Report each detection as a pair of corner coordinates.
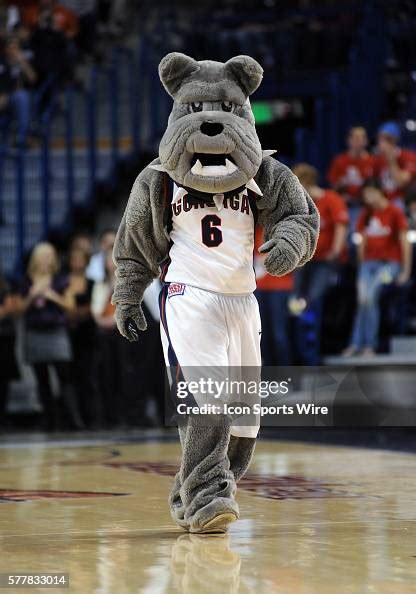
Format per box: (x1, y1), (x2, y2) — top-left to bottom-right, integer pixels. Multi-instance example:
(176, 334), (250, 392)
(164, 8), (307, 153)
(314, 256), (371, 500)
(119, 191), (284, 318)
(254, 225), (293, 366)
(344, 179), (412, 357)
(292, 163), (349, 364)
(327, 126), (376, 206)
(87, 228), (116, 283)
(0, 34), (37, 146)
(374, 122), (416, 204)
(15, 242), (84, 430)
(22, 0), (79, 40)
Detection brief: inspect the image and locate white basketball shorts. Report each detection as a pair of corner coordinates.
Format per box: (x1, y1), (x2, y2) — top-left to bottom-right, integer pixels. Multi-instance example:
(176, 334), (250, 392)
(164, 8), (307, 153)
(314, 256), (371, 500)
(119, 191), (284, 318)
(159, 282), (262, 438)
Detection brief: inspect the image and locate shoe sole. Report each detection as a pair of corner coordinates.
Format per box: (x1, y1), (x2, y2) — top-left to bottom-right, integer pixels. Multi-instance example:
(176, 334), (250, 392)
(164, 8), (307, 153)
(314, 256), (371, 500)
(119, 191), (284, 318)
(195, 512), (238, 534)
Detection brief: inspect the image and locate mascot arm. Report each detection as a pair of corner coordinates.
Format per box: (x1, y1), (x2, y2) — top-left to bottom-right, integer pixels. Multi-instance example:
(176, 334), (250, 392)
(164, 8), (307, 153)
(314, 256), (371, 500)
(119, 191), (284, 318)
(256, 158), (320, 277)
(112, 174), (167, 341)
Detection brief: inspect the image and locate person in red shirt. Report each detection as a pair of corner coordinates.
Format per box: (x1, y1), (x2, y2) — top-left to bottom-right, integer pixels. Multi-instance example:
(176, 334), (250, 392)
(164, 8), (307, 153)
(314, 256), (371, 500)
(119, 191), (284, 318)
(255, 226), (294, 365)
(292, 163), (349, 364)
(373, 121), (416, 204)
(23, 0), (79, 39)
(344, 178), (411, 356)
(293, 163), (349, 299)
(327, 126), (376, 205)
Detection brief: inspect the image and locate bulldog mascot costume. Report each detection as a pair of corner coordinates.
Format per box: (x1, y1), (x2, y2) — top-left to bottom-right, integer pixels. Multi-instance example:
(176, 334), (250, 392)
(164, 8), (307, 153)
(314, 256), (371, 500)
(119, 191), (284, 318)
(112, 53), (319, 533)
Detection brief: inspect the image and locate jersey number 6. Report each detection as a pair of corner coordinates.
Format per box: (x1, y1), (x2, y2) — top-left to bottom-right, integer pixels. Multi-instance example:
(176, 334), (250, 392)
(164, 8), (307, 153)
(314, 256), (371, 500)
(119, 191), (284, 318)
(201, 214), (223, 247)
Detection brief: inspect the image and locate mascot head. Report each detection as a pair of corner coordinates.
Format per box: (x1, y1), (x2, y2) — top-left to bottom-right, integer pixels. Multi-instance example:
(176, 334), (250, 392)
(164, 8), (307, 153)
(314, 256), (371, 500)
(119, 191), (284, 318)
(155, 52), (264, 194)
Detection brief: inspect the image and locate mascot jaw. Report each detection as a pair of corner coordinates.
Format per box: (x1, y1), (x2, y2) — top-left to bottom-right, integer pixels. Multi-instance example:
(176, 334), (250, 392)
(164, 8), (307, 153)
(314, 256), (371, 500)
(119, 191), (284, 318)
(190, 153), (238, 177)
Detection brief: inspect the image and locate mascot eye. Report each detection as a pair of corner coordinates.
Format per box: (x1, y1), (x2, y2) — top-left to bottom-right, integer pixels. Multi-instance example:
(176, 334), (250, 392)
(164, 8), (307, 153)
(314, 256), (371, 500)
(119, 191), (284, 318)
(221, 101), (234, 112)
(191, 102), (203, 113)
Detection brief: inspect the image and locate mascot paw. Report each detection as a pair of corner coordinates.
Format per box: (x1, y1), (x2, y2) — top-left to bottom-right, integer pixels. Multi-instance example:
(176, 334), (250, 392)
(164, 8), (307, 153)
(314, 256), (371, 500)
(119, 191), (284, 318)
(115, 304), (147, 341)
(260, 239), (300, 276)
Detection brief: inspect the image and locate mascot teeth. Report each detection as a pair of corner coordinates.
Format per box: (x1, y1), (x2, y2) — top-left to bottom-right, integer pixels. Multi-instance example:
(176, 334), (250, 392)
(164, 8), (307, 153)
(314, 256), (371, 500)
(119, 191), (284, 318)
(192, 159), (204, 175)
(191, 157), (238, 177)
(225, 158), (237, 172)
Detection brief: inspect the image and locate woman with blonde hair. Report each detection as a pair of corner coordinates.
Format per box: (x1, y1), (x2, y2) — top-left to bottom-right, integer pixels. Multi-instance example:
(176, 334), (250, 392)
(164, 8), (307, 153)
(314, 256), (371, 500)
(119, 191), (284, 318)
(17, 242), (83, 431)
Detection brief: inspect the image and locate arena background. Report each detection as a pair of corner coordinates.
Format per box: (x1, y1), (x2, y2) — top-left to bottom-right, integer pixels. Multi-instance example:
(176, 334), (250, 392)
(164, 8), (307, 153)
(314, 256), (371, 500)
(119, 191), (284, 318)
(0, 2), (416, 594)
(0, 0), (415, 443)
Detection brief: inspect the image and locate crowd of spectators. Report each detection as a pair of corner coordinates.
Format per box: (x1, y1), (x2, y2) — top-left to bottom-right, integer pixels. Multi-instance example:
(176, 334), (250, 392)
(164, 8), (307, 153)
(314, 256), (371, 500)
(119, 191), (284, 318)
(1, 120), (416, 430)
(0, 228), (164, 431)
(255, 121), (416, 366)
(0, 0), (130, 148)
(157, 0), (360, 76)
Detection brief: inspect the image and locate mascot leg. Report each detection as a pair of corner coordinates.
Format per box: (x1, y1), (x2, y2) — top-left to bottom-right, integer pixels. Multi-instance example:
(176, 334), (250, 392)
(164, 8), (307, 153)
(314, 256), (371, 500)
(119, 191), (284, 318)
(169, 429), (256, 532)
(168, 471), (188, 528)
(160, 285), (260, 532)
(168, 424), (187, 529)
(227, 435), (256, 482)
(178, 414), (238, 534)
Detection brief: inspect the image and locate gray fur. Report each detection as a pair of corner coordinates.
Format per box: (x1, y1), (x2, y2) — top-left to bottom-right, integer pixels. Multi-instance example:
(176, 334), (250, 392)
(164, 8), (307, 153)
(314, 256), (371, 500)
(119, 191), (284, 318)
(113, 52), (320, 531)
(157, 52), (264, 193)
(169, 429), (256, 530)
(255, 157), (320, 275)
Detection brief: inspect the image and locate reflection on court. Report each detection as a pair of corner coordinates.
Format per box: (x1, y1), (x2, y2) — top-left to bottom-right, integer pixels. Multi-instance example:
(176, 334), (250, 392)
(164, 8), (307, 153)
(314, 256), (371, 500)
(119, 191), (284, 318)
(0, 436), (415, 593)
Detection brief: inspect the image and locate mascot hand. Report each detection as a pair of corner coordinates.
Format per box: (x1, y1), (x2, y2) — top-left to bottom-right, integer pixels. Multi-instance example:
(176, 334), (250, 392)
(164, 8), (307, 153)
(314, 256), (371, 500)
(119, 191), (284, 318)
(115, 303), (147, 341)
(259, 238), (300, 276)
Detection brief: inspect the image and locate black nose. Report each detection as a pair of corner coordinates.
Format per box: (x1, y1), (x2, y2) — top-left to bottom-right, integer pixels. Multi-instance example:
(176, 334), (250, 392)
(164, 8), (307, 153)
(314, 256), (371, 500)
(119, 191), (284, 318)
(200, 122), (224, 136)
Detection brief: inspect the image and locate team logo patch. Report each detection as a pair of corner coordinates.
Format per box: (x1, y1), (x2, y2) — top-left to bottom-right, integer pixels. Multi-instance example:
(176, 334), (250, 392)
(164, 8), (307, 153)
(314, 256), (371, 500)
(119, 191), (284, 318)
(168, 283), (186, 298)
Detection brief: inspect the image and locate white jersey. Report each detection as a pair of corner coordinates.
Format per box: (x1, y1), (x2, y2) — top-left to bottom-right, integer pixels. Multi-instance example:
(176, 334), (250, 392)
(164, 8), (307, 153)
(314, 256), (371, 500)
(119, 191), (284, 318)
(163, 180), (262, 294)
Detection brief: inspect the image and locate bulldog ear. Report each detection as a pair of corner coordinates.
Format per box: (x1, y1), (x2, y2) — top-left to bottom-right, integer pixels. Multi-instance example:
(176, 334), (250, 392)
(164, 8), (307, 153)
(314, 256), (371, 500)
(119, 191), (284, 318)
(158, 52), (200, 97)
(225, 55), (263, 96)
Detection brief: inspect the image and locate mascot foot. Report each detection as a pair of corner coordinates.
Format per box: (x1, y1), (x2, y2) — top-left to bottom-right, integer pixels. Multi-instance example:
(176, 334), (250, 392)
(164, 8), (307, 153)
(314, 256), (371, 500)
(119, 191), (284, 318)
(188, 498), (239, 534)
(196, 511), (238, 534)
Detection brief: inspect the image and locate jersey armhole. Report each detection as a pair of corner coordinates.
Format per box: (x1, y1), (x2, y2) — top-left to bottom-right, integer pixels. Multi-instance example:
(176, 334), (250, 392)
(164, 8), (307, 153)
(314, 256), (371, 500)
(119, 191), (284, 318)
(163, 173), (174, 234)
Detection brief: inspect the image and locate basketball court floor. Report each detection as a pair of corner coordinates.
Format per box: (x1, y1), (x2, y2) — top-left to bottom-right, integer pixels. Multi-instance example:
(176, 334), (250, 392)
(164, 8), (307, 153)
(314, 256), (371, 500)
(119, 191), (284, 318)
(0, 433), (415, 593)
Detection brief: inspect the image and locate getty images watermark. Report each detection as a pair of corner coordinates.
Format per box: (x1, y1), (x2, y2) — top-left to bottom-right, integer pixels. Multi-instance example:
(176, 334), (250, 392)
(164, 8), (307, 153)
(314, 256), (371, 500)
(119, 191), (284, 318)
(164, 365), (416, 427)
(175, 376), (328, 417)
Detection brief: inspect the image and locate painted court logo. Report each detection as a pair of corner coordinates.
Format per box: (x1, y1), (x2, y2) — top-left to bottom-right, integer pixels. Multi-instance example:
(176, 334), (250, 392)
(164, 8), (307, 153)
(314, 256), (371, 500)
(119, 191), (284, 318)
(168, 283), (186, 298)
(0, 489), (128, 503)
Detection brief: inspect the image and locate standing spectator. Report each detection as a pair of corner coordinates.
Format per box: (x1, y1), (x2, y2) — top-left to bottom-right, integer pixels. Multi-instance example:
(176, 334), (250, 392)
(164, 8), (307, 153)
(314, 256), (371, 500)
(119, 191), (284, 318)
(86, 228), (116, 283)
(374, 121), (416, 204)
(292, 163), (349, 364)
(22, 0), (79, 39)
(60, 1), (97, 56)
(3, 4), (20, 31)
(0, 271), (19, 428)
(327, 126), (376, 205)
(65, 246), (98, 428)
(91, 250), (122, 426)
(344, 179), (412, 356)
(255, 226), (293, 366)
(0, 34), (37, 146)
(28, 5), (75, 89)
(16, 242), (83, 430)
(404, 188), (416, 324)
(92, 251), (159, 427)
(97, 0), (128, 37)
(70, 231), (93, 260)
